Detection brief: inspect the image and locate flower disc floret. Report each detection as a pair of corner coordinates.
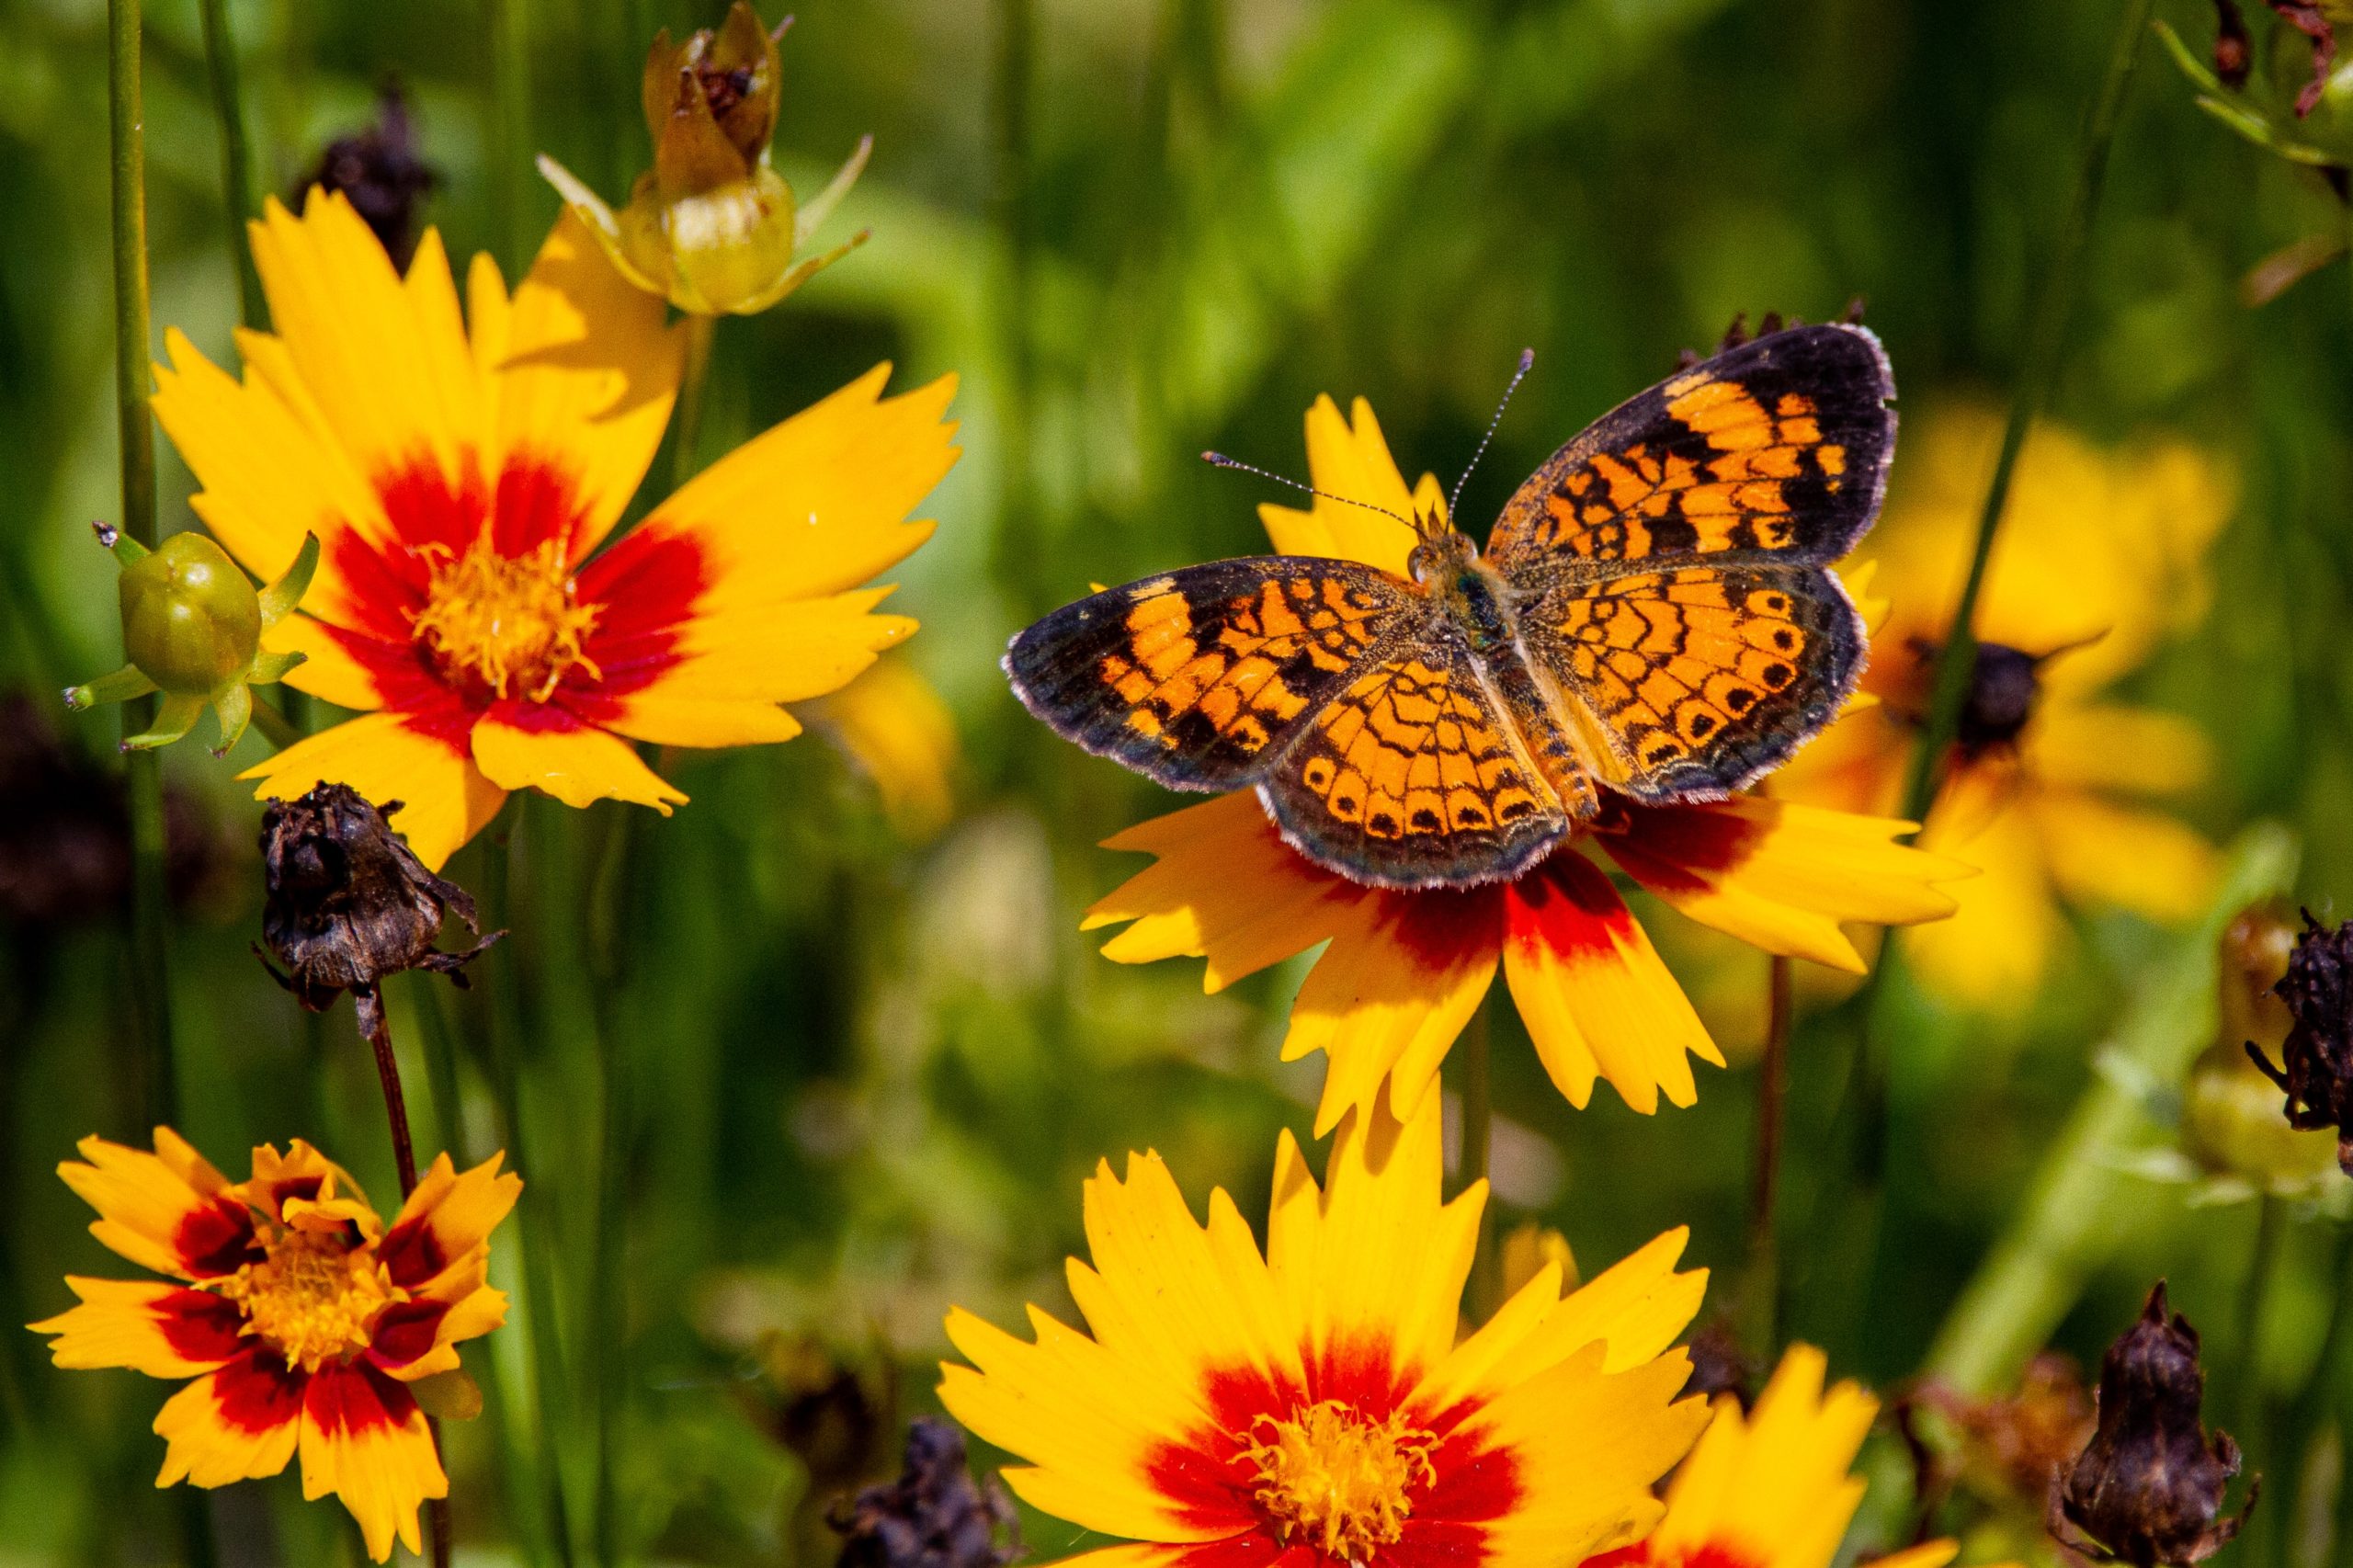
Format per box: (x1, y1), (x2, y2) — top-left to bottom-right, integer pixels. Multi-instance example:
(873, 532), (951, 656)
(1242, 1400), (1438, 1561)
(411, 533), (604, 701)
(213, 1218), (399, 1373)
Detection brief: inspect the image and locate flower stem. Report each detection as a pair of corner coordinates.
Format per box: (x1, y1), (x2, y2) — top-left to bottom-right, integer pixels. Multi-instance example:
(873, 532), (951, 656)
(2228, 1192), (2282, 1438)
(2268, 1221), (2353, 1568)
(669, 312), (716, 494)
(356, 989), (448, 1568)
(1895, 0), (2155, 824)
(1739, 954), (1793, 1358)
(1460, 1003), (1501, 1326)
(108, 0), (178, 1139)
(585, 801), (642, 1568)
(488, 0), (536, 278)
(195, 0), (265, 330)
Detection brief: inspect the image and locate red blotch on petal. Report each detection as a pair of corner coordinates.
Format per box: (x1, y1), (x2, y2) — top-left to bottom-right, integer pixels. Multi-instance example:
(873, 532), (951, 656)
(215, 1349), (310, 1436)
(1504, 853), (1632, 963)
(364, 1301), (450, 1372)
(304, 1360), (422, 1439)
(1596, 800), (1762, 893)
(174, 1199), (260, 1278)
(377, 1216), (448, 1291)
(563, 526), (710, 722)
(158, 1289), (251, 1363)
(494, 455), (591, 559)
(1379, 885), (1505, 973)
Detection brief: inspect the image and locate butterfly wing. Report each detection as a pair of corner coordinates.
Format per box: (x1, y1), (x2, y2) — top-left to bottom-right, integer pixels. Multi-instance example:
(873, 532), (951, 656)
(1488, 323), (1892, 800)
(1255, 633), (1570, 888)
(1003, 557), (1417, 793)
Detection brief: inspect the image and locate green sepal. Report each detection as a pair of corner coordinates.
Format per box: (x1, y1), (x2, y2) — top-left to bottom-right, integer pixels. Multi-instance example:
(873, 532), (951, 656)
(121, 692), (205, 752)
(250, 649), (309, 686)
(64, 663), (158, 711)
(257, 534), (321, 628)
(210, 683), (253, 757)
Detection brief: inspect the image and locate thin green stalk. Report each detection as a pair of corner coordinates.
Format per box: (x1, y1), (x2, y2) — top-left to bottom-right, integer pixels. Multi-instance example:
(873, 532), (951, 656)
(479, 837), (579, 1568)
(108, 0), (176, 1135)
(489, 0), (536, 278)
(1460, 1005), (1500, 1326)
(1923, 827), (2297, 1393)
(1895, 0), (2155, 824)
(991, 0), (1042, 620)
(587, 801), (641, 1568)
(2229, 1194), (2283, 1439)
(1739, 955), (1793, 1358)
(669, 313), (716, 494)
(196, 0), (265, 329)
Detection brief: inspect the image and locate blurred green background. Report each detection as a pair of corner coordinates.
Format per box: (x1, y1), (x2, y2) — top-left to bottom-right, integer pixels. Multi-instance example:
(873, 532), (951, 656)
(4, 0), (2352, 1562)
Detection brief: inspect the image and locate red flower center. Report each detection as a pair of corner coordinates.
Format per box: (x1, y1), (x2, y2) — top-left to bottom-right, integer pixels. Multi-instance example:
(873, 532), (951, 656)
(409, 530), (604, 702)
(212, 1221), (397, 1373)
(1239, 1397), (1438, 1562)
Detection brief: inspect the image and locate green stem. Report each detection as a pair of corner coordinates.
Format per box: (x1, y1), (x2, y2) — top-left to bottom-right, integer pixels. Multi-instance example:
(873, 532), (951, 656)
(479, 837), (578, 1568)
(669, 313), (716, 494)
(1923, 827), (2299, 1393)
(489, 0), (536, 278)
(2268, 1223), (2353, 1568)
(1740, 955), (1793, 1358)
(2229, 1194), (2283, 1439)
(991, 0), (1042, 620)
(108, 0), (176, 1140)
(195, 0), (265, 330)
(588, 802), (640, 1568)
(1460, 1005), (1500, 1326)
(1895, 0), (2155, 824)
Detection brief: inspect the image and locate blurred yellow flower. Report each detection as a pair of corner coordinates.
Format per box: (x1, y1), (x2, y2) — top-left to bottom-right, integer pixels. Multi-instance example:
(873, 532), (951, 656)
(1086, 397), (1971, 1135)
(815, 658), (961, 839)
(1779, 407), (2231, 1011)
(1582, 1346), (1982, 1568)
(539, 2), (870, 316)
(939, 1088), (1712, 1568)
(29, 1131), (519, 1562)
(151, 191), (959, 869)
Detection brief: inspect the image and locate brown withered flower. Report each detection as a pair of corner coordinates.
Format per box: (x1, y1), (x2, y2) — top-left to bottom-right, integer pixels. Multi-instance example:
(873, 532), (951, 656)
(2245, 908), (2353, 1175)
(302, 84), (437, 267)
(1919, 1352), (2097, 1509)
(2052, 1283), (2256, 1566)
(256, 782), (499, 1033)
(830, 1419), (1021, 1568)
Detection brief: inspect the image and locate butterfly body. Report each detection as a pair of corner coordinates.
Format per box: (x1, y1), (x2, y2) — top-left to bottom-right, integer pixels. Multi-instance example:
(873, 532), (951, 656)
(1005, 323), (1895, 890)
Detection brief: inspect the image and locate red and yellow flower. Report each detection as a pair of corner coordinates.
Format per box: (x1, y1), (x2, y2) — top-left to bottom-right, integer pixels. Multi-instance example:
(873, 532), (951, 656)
(1583, 1346), (1972, 1568)
(29, 1131), (519, 1561)
(152, 189), (959, 869)
(1778, 407), (2230, 1011)
(940, 1088), (1713, 1568)
(1086, 397), (1971, 1134)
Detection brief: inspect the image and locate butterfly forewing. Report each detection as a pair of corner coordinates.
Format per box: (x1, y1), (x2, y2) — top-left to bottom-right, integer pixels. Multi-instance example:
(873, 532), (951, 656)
(1002, 557), (1417, 794)
(1489, 324), (1891, 800)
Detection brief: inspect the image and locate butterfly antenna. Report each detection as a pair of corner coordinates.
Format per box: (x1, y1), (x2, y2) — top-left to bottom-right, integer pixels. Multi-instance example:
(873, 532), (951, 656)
(1201, 451), (1417, 528)
(1448, 347), (1536, 524)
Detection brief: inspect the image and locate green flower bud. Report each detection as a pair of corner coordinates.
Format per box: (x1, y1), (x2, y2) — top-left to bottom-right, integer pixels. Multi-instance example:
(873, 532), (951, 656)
(2180, 904), (2342, 1195)
(537, 3), (871, 317)
(64, 526), (319, 756)
(119, 532), (262, 697)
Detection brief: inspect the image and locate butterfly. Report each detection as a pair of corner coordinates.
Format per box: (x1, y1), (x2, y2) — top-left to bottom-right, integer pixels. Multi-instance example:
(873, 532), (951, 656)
(1004, 322), (1895, 890)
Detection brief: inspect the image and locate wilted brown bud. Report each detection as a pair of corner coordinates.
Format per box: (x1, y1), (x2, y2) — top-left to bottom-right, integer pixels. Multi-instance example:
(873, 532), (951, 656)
(2212, 1), (2253, 86)
(256, 783), (499, 1015)
(1680, 1319), (1756, 1409)
(304, 84), (437, 267)
(830, 1419), (1021, 1568)
(2052, 1283), (2256, 1566)
(2245, 909), (2353, 1175)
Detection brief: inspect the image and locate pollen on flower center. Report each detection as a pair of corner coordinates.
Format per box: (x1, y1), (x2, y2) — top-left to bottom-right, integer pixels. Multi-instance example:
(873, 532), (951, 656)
(213, 1224), (397, 1372)
(410, 532), (603, 701)
(1239, 1399), (1438, 1563)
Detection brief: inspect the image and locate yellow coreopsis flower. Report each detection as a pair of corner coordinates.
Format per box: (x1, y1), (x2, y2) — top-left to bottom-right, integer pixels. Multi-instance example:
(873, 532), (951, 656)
(940, 1087), (1713, 1568)
(29, 1131), (519, 1562)
(1777, 407), (2230, 1011)
(539, 1), (870, 316)
(1085, 397), (1972, 1135)
(1580, 1346), (1986, 1568)
(152, 190), (959, 869)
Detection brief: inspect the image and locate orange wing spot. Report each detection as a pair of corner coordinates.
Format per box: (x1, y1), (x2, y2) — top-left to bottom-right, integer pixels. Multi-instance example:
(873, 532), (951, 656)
(1199, 684), (1241, 732)
(1327, 768), (1369, 823)
(1446, 790), (1494, 831)
(1775, 392), (1818, 417)
(1126, 710), (1166, 742)
(1589, 452), (1654, 510)
(1101, 653), (1154, 704)
(1818, 443), (1847, 476)
(1402, 788), (1447, 835)
(1302, 756), (1335, 791)
(1230, 714), (1272, 752)
(1667, 379), (1774, 449)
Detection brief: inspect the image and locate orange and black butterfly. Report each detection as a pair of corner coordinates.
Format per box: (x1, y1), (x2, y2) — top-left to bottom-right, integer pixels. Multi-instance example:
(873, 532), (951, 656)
(1005, 323), (1895, 890)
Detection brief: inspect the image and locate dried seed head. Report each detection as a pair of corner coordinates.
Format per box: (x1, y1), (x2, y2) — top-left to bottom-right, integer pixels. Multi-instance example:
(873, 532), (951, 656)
(304, 85), (437, 267)
(256, 783), (500, 1012)
(2052, 1283), (2256, 1565)
(2245, 909), (2353, 1175)
(830, 1419), (1022, 1568)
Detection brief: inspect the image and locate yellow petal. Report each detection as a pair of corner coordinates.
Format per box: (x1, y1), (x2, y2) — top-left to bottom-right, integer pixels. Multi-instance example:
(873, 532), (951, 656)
(2032, 790), (2219, 923)
(814, 658), (961, 837)
(155, 1353), (303, 1491)
(468, 714), (688, 812)
(295, 1365), (447, 1562)
(1256, 395), (1429, 575)
(242, 712), (507, 872)
(2028, 702), (2212, 797)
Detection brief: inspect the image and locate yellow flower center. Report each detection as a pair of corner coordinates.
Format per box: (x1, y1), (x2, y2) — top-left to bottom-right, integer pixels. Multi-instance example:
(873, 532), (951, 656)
(411, 533), (603, 701)
(214, 1225), (397, 1373)
(1239, 1400), (1438, 1564)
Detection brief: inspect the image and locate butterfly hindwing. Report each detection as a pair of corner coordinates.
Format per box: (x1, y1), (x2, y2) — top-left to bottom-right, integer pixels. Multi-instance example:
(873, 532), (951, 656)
(1521, 562), (1865, 801)
(1484, 322), (1894, 584)
(1256, 634), (1570, 889)
(1002, 557), (1416, 794)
